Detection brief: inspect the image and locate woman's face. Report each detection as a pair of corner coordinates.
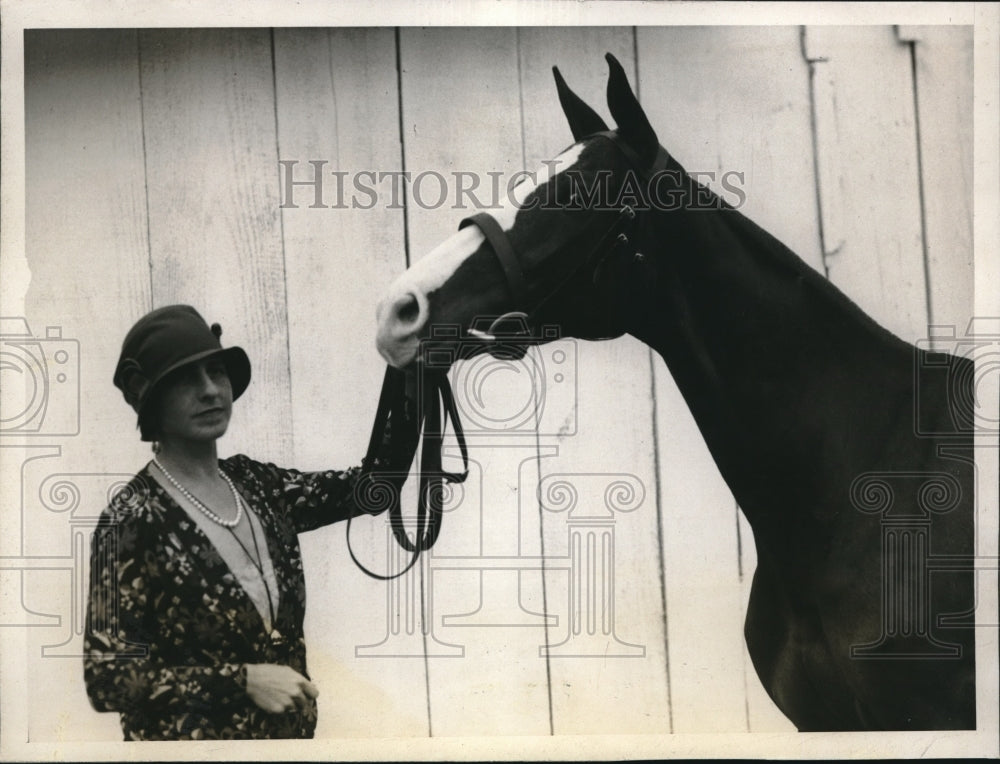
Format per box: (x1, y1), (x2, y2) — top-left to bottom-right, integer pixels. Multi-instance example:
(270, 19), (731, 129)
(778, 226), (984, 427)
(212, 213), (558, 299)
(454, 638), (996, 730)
(154, 357), (233, 446)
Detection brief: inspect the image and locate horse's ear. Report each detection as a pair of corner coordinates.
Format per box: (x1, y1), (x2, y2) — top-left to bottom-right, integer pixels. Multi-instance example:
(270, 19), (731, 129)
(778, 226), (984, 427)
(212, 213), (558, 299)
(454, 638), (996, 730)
(553, 65), (609, 141)
(605, 53), (659, 166)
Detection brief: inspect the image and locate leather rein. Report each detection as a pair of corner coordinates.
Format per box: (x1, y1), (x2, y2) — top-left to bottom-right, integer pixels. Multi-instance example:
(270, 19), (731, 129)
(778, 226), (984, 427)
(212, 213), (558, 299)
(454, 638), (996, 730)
(347, 365), (467, 580)
(347, 130), (666, 580)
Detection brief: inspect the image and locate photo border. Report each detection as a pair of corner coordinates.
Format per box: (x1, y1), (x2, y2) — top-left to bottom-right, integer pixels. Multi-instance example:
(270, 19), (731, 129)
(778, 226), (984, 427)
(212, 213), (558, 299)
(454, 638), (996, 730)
(1, 1), (997, 760)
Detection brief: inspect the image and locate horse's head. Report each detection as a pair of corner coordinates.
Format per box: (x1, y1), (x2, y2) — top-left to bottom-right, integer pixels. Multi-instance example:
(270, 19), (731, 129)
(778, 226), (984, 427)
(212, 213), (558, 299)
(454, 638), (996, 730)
(376, 53), (667, 370)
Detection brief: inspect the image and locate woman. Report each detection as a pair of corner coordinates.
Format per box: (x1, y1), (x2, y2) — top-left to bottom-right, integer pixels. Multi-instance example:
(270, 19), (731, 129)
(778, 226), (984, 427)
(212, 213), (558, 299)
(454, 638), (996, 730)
(84, 304), (415, 740)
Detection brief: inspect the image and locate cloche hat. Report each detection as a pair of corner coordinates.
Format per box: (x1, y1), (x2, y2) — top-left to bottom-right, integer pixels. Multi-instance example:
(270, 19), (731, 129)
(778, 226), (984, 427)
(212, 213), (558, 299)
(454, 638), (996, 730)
(113, 305), (251, 432)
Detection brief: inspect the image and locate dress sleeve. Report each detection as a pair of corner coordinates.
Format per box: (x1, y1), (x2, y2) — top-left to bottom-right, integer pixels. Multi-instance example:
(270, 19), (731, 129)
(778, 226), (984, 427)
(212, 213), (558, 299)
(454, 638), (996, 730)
(239, 399), (420, 534)
(83, 509), (248, 718)
(246, 459), (408, 534)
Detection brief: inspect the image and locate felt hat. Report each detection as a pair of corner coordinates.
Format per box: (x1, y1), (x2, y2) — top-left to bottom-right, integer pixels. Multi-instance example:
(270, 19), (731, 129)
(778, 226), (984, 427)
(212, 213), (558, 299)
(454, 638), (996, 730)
(113, 305), (251, 437)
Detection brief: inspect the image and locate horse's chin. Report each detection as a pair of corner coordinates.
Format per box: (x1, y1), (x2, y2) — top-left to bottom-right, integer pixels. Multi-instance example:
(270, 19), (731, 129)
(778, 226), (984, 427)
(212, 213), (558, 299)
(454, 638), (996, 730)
(377, 337), (420, 370)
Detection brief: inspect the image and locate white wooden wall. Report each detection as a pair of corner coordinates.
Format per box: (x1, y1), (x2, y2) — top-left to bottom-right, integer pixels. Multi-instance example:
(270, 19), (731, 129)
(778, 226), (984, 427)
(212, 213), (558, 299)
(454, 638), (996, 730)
(20, 25), (972, 741)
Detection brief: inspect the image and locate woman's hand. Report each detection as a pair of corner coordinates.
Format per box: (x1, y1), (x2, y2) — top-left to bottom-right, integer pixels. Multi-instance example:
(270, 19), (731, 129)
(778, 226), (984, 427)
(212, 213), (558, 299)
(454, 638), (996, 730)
(244, 663), (319, 714)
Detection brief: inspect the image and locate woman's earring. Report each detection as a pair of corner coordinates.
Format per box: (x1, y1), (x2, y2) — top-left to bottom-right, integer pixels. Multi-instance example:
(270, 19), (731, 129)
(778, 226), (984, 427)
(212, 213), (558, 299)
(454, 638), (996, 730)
(152, 441), (161, 454)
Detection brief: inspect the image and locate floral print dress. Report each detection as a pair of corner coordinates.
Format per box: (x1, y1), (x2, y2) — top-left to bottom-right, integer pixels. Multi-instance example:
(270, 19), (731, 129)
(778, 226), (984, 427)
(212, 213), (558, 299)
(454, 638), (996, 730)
(83, 454), (382, 740)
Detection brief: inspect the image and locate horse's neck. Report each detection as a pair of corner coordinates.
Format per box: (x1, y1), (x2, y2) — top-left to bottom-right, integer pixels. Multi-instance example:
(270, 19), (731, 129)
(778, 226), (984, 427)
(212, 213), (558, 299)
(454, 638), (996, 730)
(626, 171), (914, 526)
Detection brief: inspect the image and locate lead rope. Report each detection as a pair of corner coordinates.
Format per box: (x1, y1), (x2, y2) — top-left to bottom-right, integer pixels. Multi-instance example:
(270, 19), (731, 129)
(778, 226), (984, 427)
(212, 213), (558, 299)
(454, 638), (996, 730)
(347, 365), (469, 580)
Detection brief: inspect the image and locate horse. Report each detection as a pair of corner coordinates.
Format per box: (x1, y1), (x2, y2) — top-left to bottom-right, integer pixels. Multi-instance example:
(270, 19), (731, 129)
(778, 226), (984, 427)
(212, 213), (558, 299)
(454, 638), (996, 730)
(372, 53), (976, 732)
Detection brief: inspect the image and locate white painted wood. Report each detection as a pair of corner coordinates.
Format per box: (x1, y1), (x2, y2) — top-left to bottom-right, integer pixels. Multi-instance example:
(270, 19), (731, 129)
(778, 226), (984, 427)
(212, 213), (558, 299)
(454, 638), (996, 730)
(25, 29), (152, 467)
(273, 27), (430, 738)
(398, 26), (551, 736)
(23, 29), (151, 742)
(804, 25), (929, 345)
(901, 25), (974, 348)
(518, 28), (673, 736)
(807, 57), (848, 261)
(139, 28), (293, 464)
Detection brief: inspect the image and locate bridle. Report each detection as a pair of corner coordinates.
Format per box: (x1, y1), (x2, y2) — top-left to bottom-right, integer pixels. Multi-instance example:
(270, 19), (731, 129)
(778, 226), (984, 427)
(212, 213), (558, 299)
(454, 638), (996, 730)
(347, 130), (667, 580)
(458, 130), (669, 344)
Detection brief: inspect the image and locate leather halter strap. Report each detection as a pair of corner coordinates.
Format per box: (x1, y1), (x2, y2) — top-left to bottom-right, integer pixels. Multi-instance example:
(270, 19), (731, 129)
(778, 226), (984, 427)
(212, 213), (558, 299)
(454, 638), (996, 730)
(347, 365), (468, 580)
(459, 212), (528, 310)
(458, 203), (639, 339)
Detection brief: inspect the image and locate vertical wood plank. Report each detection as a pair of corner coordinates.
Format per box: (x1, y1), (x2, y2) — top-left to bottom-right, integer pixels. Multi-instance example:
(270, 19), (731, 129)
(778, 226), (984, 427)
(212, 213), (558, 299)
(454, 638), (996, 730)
(639, 26), (825, 272)
(518, 28), (673, 735)
(899, 25), (974, 347)
(804, 25), (928, 345)
(25, 29), (153, 455)
(23, 29), (151, 742)
(398, 27), (551, 736)
(273, 28), (429, 738)
(638, 25), (821, 732)
(638, 27), (745, 734)
(139, 28), (292, 463)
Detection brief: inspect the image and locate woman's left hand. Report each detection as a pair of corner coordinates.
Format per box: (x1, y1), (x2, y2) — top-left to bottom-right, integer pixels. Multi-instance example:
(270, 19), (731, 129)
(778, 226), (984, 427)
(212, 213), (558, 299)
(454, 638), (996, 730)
(244, 663), (318, 714)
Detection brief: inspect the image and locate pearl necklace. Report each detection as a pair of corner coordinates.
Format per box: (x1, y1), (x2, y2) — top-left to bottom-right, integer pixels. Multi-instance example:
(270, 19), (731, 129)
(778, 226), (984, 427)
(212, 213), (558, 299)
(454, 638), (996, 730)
(152, 457), (244, 528)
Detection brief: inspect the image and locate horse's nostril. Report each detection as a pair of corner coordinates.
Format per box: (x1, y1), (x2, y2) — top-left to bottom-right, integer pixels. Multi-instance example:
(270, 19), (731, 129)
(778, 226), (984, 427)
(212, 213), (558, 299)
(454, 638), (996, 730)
(392, 292), (424, 331)
(395, 292), (421, 326)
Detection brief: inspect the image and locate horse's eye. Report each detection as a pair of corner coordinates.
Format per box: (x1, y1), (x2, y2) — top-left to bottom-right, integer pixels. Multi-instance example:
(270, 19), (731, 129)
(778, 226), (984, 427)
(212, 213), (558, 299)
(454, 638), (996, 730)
(547, 176), (577, 209)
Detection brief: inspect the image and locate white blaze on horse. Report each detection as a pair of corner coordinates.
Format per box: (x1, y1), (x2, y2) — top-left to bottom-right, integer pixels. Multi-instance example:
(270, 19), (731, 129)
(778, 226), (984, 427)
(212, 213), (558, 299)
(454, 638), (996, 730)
(374, 53), (975, 732)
